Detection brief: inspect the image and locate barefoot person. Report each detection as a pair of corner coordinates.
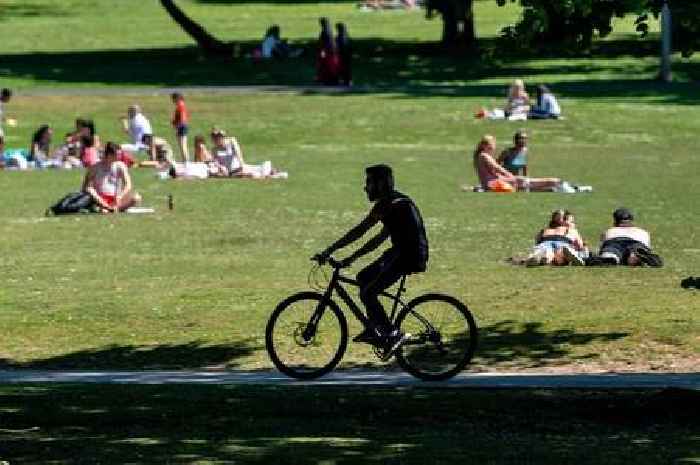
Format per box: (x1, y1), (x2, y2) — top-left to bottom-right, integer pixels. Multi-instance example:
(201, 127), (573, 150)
(171, 92), (190, 163)
(314, 164), (428, 355)
(82, 142), (141, 213)
(473, 135), (567, 192)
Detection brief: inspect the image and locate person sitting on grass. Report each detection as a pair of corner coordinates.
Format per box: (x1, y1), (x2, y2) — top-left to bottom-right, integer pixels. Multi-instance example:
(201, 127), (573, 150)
(82, 142), (141, 213)
(120, 104), (152, 153)
(514, 209), (587, 266)
(529, 85), (562, 120)
(472, 135), (565, 192)
(142, 134), (174, 166)
(30, 124), (54, 168)
(497, 129), (529, 176)
(477, 80), (530, 121)
(587, 208), (663, 267)
(210, 127), (287, 179)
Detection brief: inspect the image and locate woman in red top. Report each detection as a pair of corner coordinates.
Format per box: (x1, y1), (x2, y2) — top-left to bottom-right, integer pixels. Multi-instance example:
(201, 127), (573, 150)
(171, 92), (190, 163)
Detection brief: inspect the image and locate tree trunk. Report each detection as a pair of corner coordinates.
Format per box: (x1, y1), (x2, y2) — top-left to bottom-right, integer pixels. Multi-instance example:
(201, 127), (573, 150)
(440, 0), (476, 51)
(160, 0), (231, 56)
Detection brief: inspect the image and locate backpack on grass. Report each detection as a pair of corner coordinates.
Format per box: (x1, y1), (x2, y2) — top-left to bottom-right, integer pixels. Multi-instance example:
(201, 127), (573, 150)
(47, 191), (96, 216)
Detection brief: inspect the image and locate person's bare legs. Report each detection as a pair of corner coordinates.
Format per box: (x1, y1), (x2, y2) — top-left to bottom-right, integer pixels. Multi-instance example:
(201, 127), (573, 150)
(177, 135), (189, 163)
(516, 177), (561, 192)
(116, 192), (142, 212)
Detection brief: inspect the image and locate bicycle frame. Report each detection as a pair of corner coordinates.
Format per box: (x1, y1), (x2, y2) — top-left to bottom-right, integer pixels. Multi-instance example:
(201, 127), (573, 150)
(315, 265), (409, 330)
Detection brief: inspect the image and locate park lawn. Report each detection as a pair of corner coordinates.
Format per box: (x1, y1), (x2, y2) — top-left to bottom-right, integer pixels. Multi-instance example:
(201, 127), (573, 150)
(0, 384), (697, 464)
(0, 90), (698, 372)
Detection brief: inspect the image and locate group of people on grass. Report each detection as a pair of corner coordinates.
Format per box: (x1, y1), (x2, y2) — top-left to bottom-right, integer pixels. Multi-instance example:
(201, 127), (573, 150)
(254, 19), (352, 86)
(477, 80), (562, 121)
(511, 207), (662, 268)
(472, 132), (588, 193)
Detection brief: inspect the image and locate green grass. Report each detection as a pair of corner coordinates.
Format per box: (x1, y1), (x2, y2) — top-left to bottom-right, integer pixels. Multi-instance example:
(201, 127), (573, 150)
(0, 384), (697, 464)
(0, 90), (698, 372)
(0, 0), (698, 373)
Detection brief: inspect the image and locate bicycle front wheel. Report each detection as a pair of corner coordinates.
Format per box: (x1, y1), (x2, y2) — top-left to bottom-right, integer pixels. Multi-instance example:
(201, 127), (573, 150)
(395, 293), (477, 381)
(265, 291), (348, 380)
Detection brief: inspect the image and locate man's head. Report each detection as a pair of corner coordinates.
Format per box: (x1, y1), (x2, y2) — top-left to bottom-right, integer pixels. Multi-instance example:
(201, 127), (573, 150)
(514, 129), (528, 149)
(613, 207), (634, 227)
(171, 92), (183, 103)
(127, 105), (140, 119)
(210, 127), (226, 145)
(103, 142), (119, 161)
(364, 164), (394, 201)
(1, 88), (11, 103)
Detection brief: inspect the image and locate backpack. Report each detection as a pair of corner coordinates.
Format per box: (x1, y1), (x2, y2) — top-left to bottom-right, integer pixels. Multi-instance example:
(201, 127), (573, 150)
(48, 191), (96, 215)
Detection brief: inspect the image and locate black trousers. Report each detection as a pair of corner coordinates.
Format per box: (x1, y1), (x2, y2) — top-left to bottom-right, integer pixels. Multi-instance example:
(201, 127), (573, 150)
(356, 249), (405, 332)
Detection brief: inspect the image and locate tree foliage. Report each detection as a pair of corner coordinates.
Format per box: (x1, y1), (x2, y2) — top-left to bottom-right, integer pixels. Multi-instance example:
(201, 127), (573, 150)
(497, 0), (700, 56)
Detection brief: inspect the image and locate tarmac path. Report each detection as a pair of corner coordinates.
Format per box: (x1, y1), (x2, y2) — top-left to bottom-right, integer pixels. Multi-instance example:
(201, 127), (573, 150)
(0, 370), (697, 389)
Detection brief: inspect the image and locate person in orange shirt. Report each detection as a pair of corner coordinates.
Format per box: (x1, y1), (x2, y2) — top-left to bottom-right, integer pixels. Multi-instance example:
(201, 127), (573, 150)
(171, 92), (190, 163)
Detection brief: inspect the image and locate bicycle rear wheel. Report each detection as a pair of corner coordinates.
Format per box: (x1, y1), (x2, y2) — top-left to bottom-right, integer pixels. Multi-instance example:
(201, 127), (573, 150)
(395, 293), (477, 381)
(265, 291), (348, 380)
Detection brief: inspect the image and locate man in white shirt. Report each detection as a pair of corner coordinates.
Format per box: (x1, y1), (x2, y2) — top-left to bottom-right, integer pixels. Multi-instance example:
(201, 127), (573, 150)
(120, 105), (152, 153)
(590, 208), (662, 267)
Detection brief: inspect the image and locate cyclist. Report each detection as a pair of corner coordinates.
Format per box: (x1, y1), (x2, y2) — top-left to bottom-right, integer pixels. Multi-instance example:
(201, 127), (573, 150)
(315, 164), (429, 354)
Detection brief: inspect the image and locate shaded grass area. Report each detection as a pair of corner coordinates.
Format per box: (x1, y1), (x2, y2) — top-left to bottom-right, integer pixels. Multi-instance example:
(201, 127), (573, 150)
(0, 384), (698, 464)
(0, 322), (628, 370)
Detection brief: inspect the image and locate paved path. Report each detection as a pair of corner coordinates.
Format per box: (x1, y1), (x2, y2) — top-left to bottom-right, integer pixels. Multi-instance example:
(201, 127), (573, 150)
(0, 370), (697, 389)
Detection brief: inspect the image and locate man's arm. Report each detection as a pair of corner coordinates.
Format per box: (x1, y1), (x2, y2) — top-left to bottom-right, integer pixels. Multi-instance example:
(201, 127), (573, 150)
(320, 214), (379, 258)
(343, 227), (390, 265)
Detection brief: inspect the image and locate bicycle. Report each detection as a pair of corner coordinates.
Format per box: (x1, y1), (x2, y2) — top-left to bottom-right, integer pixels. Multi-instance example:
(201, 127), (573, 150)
(265, 257), (478, 381)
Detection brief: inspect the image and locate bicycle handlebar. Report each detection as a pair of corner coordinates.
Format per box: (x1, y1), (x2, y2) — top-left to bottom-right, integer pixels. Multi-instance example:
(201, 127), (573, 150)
(311, 255), (344, 269)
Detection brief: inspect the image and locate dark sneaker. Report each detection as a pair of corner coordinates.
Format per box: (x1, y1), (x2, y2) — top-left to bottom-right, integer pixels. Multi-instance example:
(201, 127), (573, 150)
(634, 248), (663, 268)
(382, 330), (410, 358)
(681, 277), (699, 289)
(353, 328), (381, 344)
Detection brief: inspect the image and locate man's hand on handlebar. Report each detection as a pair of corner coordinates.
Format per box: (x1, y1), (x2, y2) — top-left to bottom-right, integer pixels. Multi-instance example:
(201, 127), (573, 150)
(311, 252), (351, 269)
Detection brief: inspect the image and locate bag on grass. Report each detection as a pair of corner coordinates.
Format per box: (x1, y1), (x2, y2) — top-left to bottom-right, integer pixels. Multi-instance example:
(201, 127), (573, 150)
(48, 191), (96, 215)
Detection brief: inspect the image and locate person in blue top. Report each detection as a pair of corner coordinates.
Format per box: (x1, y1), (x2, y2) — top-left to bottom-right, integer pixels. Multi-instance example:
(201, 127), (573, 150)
(497, 129), (529, 176)
(315, 164), (429, 353)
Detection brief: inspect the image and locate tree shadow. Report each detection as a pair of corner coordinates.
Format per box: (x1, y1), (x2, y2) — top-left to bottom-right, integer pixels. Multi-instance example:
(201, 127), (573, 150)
(2, 38), (698, 104)
(474, 320), (629, 369)
(0, 383), (697, 464)
(0, 340), (260, 370)
(0, 3), (69, 20)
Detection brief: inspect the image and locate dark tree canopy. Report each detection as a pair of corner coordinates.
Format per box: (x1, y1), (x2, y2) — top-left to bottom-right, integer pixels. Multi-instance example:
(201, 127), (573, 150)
(497, 0), (700, 56)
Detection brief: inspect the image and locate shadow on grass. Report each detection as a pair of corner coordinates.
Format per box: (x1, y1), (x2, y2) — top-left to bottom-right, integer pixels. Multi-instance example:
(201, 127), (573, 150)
(0, 3), (69, 20)
(0, 320), (625, 371)
(0, 383), (697, 464)
(0, 340), (260, 370)
(2, 39), (698, 103)
(474, 320), (629, 368)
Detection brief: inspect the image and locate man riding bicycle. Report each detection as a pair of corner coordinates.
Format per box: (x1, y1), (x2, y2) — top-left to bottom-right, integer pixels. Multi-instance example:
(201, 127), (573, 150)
(315, 164), (429, 354)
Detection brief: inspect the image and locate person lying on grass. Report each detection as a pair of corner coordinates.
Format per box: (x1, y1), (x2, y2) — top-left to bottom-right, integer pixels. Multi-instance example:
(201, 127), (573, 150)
(472, 134), (565, 192)
(511, 209), (588, 266)
(142, 133), (174, 166)
(587, 208), (663, 267)
(82, 142), (141, 213)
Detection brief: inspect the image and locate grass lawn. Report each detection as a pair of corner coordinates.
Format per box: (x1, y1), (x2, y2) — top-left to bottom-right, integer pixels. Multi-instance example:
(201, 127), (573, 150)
(0, 384), (697, 464)
(0, 0), (698, 374)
